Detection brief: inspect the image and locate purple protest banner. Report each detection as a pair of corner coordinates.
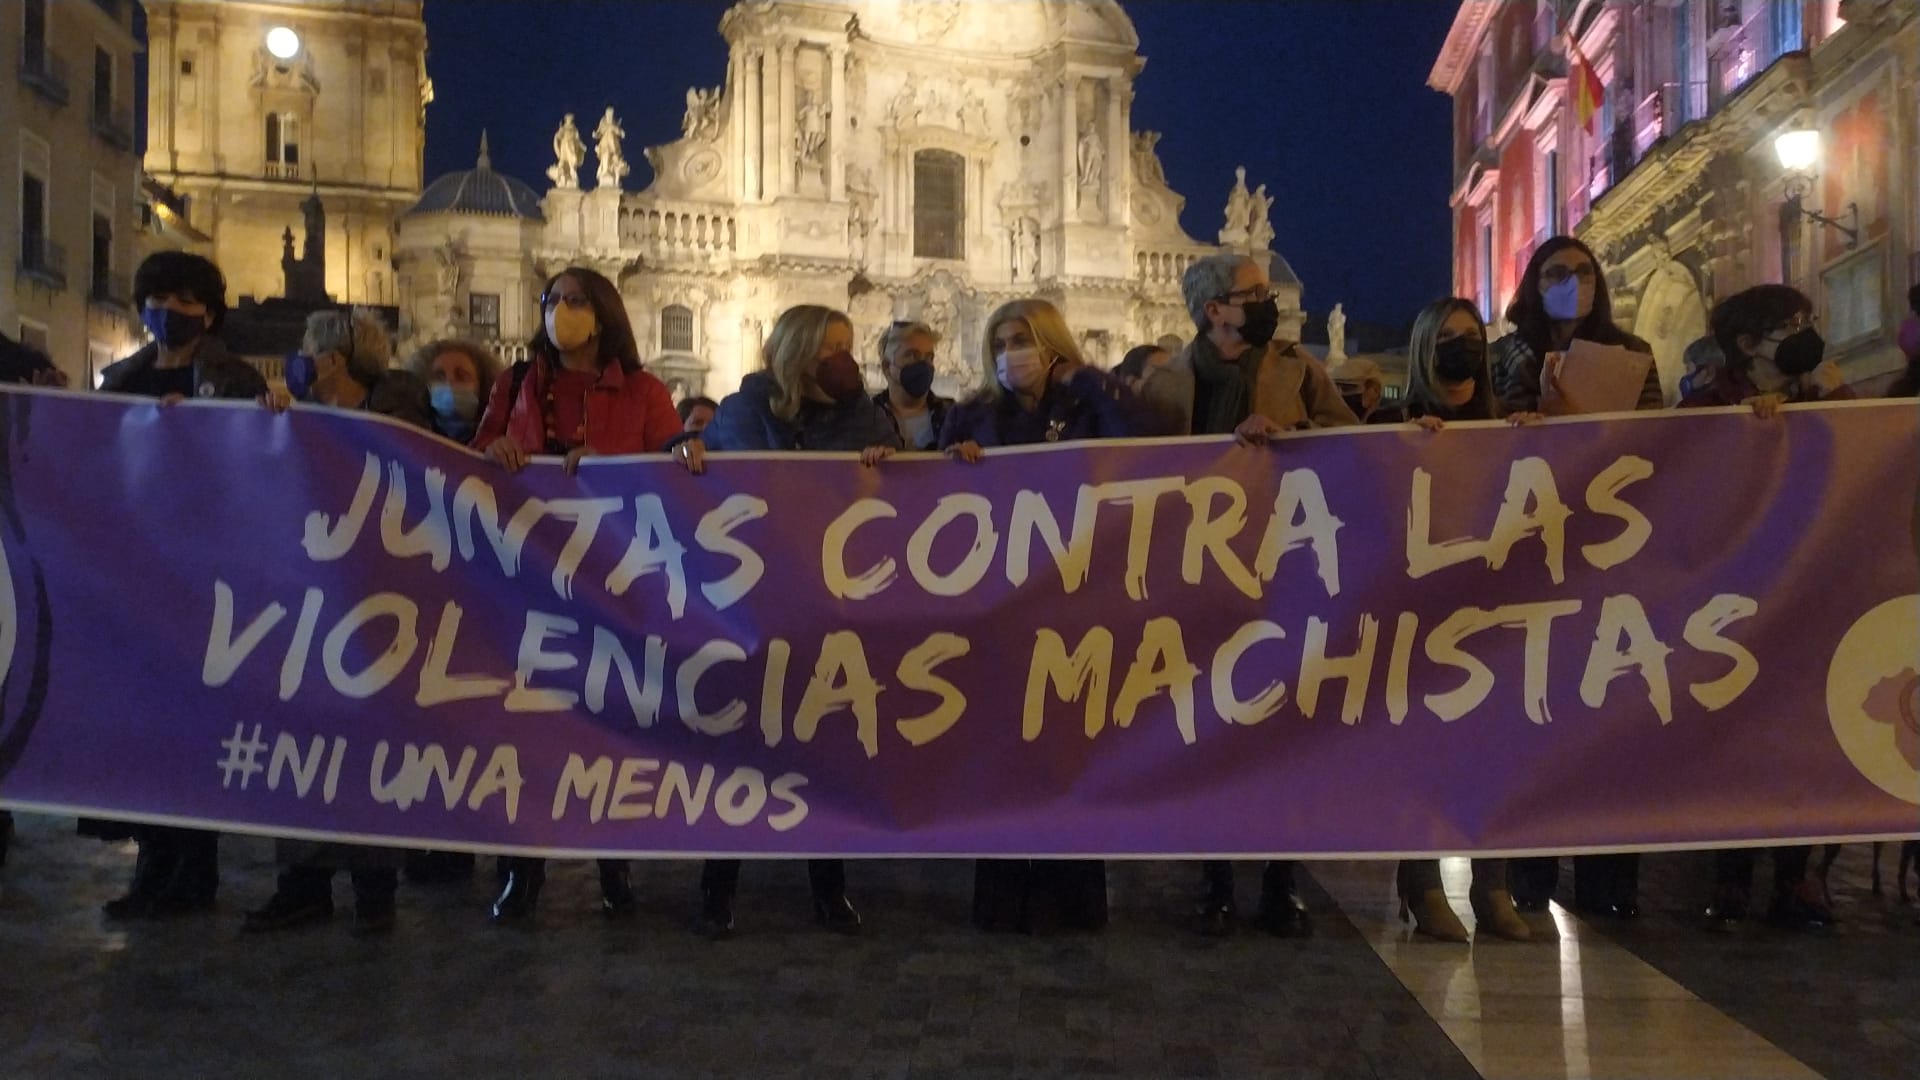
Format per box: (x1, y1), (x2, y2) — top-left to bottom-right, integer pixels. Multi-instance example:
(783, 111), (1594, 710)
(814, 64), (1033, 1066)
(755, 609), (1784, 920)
(0, 387), (1915, 857)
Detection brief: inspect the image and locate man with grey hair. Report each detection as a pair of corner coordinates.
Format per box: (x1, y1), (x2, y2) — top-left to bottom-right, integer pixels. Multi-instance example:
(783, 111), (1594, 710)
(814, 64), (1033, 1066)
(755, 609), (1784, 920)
(287, 308), (435, 432)
(1160, 252), (1354, 939)
(873, 318), (952, 450)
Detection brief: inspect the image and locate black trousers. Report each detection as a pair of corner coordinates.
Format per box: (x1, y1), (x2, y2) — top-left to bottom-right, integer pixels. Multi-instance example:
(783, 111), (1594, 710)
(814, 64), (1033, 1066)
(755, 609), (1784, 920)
(1510, 853), (1638, 910)
(700, 858), (844, 902)
(1714, 847), (1811, 893)
(1200, 859), (1297, 906)
(973, 859), (1107, 932)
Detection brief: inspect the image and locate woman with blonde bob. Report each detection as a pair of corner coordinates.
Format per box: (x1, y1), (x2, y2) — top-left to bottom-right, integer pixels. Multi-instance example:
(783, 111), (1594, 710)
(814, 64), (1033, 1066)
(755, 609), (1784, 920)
(695, 304), (901, 939)
(941, 298), (1149, 934)
(940, 299), (1147, 460)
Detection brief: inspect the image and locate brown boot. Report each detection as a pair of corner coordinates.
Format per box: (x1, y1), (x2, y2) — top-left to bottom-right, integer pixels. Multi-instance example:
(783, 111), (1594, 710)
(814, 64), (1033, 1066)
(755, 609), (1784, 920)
(1470, 886), (1532, 941)
(1402, 887), (1468, 943)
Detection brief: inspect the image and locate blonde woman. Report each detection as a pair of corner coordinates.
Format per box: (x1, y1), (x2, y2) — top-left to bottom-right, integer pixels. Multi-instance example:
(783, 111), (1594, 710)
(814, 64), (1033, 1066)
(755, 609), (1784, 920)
(940, 299), (1148, 462)
(696, 304), (902, 938)
(703, 304), (899, 460)
(941, 299), (1149, 934)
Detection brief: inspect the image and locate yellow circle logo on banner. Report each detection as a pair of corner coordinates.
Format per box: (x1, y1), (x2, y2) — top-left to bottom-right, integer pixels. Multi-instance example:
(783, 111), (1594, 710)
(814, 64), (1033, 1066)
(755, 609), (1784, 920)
(1827, 595), (1920, 806)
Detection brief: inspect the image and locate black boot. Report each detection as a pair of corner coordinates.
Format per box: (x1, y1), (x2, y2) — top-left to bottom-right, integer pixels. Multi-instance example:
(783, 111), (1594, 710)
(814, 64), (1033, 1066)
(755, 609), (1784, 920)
(1257, 861), (1312, 938)
(696, 859), (739, 940)
(490, 857), (544, 924)
(103, 839), (177, 920)
(809, 859), (860, 934)
(598, 860), (636, 917)
(1509, 856), (1559, 912)
(0, 811), (13, 869)
(1195, 861), (1236, 937)
(350, 868), (399, 936)
(150, 829), (220, 916)
(242, 866), (335, 932)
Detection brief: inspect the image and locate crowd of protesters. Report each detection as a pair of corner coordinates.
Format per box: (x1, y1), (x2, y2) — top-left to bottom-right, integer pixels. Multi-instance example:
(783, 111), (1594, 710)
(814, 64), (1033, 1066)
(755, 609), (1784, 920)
(0, 238), (1914, 942)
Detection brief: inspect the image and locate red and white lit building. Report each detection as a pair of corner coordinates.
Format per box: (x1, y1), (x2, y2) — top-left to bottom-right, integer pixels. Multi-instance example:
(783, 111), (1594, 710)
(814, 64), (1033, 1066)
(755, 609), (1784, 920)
(1430, 0), (1916, 396)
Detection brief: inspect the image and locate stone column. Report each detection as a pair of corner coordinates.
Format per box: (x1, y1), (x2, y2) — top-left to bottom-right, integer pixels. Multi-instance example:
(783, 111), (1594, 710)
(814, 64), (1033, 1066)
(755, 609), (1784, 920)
(1059, 72), (1078, 219)
(776, 42), (797, 198)
(743, 48), (763, 202)
(828, 44), (848, 202)
(1107, 76), (1129, 226)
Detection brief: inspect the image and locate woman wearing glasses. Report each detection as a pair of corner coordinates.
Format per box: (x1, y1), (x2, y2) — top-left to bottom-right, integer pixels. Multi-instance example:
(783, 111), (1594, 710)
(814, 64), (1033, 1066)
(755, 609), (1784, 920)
(470, 266), (682, 924)
(1494, 237), (1659, 920)
(472, 266), (685, 475)
(1491, 236), (1663, 416)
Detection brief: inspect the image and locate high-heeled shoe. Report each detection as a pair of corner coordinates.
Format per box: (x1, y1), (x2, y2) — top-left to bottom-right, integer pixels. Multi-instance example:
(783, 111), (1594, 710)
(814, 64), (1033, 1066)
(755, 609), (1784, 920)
(1401, 887), (1469, 943)
(490, 860), (544, 924)
(598, 862), (637, 917)
(1469, 886), (1532, 941)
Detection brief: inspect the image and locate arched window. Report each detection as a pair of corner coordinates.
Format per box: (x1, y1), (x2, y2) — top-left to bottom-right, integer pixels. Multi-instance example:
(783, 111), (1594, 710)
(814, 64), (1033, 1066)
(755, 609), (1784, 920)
(660, 304), (695, 353)
(913, 149), (964, 260)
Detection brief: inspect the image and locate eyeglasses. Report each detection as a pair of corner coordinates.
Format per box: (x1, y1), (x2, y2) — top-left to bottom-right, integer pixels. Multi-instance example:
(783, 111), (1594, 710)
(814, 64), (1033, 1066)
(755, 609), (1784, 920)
(1215, 285), (1273, 304)
(1765, 314), (1818, 339)
(540, 292), (592, 311)
(1539, 264), (1598, 285)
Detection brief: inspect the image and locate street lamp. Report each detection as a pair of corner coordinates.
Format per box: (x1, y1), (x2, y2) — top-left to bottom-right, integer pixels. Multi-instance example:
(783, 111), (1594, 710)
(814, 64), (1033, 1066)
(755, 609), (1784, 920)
(1773, 127), (1859, 283)
(265, 26), (301, 60)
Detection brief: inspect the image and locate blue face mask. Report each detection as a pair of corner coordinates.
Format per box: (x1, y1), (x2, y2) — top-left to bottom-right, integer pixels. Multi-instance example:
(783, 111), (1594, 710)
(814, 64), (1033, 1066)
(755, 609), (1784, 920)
(1542, 275), (1584, 321)
(283, 352), (316, 401)
(430, 382), (480, 438)
(141, 306), (206, 349)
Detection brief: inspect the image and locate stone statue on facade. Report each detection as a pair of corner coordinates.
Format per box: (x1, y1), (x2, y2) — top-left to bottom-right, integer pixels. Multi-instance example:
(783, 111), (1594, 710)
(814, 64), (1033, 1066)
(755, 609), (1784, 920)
(795, 91), (830, 169)
(682, 86), (723, 142)
(548, 113), (584, 190)
(1077, 122), (1105, 191)
(1011, 217), (1041, 281)
(593, 107), (629, 190)
(1249, 183), (1275, 250)
(1219, 166), (1252, 246)
(847, 164), (878, 267)
(1327, 303), (1348, 362)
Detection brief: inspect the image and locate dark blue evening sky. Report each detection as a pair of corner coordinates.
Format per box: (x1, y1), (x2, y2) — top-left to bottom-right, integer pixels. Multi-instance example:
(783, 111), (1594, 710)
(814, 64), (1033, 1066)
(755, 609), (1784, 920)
(422, 1), (1457, 330)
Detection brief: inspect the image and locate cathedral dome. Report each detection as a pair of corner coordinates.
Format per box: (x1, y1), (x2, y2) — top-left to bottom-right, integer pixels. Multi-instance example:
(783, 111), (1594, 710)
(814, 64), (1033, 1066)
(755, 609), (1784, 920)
(835, 1), (1137, 56)
(406, 133), (544, 221)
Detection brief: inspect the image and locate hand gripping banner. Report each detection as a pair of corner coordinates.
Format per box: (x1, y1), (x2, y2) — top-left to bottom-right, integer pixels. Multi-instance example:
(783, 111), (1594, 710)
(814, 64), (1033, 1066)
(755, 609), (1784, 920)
(0, 388), (1915, 857)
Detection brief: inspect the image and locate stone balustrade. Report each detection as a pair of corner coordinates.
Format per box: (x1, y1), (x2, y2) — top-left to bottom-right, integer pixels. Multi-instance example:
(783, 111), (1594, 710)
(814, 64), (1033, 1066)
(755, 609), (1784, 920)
(617, 199), (738, 261)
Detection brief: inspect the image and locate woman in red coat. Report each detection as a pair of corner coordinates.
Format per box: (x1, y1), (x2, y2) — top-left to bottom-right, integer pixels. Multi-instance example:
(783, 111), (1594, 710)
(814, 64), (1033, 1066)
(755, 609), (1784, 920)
(471, 266), (681, 924)
(473, 266), (682, 474)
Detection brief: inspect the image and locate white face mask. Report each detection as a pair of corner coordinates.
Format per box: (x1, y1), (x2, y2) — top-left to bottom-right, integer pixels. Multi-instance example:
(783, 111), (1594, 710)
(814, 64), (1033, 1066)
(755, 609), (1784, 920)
(996, 346), (1047, 393)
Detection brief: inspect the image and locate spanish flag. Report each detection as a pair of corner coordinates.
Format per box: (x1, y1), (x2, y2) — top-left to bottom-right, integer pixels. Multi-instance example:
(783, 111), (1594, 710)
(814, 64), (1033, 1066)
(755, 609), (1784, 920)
(1568, 35), (1605, 134)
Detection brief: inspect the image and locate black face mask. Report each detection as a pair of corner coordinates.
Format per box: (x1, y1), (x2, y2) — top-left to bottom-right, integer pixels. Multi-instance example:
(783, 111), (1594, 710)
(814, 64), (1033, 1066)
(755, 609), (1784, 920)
(1233, 297), (1281, 349)
(1771, 327), (1825, 377)
(1433, 337), (1485, 384)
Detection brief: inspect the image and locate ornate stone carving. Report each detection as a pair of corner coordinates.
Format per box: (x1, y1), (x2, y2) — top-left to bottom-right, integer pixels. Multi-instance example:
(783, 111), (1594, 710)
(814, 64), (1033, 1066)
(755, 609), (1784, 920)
(1326, 302), (1347, 361)
(1131, 131), (1167, 187)
(1249, 184), (1275, 250)
(681, 86), (724, 142)
(593, 107), (629, 190)
(1219, 166), (1252, 246)
(847, 164), (879, 267)
(1009, 78), (1040, 135)
(548, 113), (584, 190)
(1010, 216), (1041, 281)
(796, 89), (830, 170)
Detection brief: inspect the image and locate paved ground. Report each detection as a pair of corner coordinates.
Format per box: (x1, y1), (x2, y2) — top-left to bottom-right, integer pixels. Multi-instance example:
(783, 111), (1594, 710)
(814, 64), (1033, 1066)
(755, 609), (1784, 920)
(1, 812), (1915, 1079)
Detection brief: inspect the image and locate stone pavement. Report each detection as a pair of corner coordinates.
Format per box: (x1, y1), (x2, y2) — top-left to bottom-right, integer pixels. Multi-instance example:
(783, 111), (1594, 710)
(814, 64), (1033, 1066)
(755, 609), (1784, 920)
(1, 812), (1915, 1079)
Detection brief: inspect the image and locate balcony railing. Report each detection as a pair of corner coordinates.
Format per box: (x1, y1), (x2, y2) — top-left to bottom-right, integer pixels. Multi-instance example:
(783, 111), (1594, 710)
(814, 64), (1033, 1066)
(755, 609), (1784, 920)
(617, 200), (738, 260)
(1588, 144), (1613, 204)
(92, 95), (135, 151)
(19, 42), (70, 106)
(263, 160), (303, 181)
(18, 234), (69, 290)
(1134, 248), (1203, 287)
(1708, 4), (1781, 107)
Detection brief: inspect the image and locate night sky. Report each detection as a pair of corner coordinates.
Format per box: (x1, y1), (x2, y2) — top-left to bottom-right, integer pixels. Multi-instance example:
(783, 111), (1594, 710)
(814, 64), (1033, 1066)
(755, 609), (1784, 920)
(421, 0), (1458, 332)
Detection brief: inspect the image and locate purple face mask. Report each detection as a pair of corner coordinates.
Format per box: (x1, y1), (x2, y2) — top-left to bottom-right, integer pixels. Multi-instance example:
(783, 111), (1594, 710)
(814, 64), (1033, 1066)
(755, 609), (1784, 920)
(1543, 275), (1584, 321)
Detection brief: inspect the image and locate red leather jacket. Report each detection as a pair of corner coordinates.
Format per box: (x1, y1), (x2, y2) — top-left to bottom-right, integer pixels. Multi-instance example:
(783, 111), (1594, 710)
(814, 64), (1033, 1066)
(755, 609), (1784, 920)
(472, 357), (681, 455)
